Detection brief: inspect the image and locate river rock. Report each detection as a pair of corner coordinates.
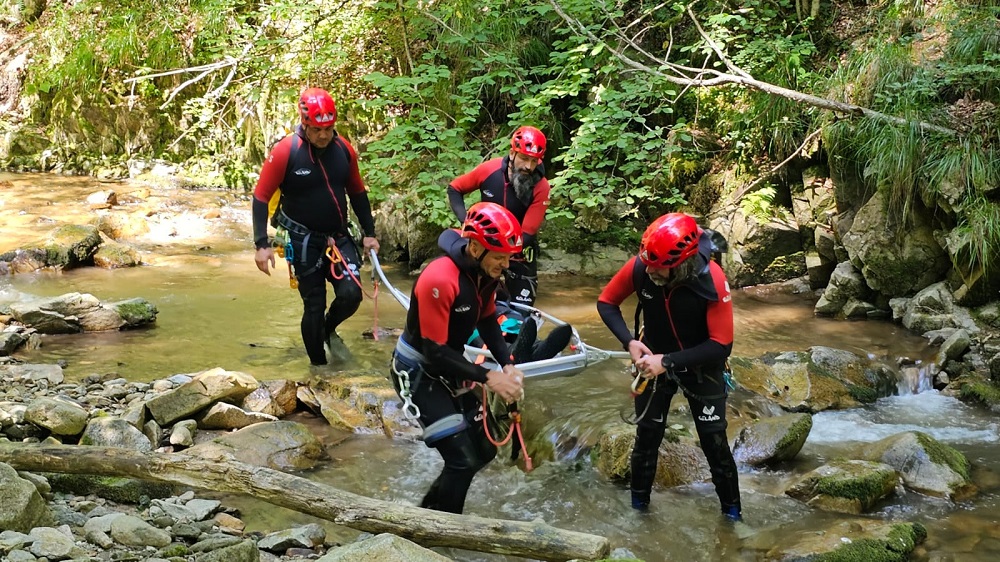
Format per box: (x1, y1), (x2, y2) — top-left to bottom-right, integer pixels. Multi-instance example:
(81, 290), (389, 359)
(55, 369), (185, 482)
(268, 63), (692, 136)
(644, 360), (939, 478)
(594, 423), (710, 487)
(145, 367), (258, 425)
(191, 538), (259, 562)
(40, 224), (101, 268)
(785, 459), (898, 514)
(79, 417), (152, 451)
(729, 354), (860, 413)
(196, 402), (277, 430)
(109, 514), (172, 548)
(86, 190), (118, 209)
(863, 431), (976, 500)
(732, 412), (812, 465)
(1, 363), (65, 386)
(309, 371), (409, 434)
(0, 462), (51, 533)
(317, 533), (452, 562)
(757, 519), (926, 561)
(185, 420), (325, 471)
(93, 237), (142, 269)
(29, 525), (83, 559)
(109, 297), (158, 327)
(95, 210), (151, 240)
(23, 396), (88, 436)
(258, 523), (325, 551)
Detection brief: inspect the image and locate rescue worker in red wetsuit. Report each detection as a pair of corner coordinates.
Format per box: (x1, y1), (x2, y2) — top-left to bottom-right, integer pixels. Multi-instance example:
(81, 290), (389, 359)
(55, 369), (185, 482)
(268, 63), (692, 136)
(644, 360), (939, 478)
(447, 126), (550, 307)
(390, 202), (525, 514)
(252, 87), (380, 366)
(597, 212), (742, 522)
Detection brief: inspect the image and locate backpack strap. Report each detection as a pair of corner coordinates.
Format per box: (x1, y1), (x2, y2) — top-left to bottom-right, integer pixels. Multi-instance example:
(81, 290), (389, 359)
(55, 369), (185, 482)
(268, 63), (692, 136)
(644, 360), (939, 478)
(632, 257), (646, 340)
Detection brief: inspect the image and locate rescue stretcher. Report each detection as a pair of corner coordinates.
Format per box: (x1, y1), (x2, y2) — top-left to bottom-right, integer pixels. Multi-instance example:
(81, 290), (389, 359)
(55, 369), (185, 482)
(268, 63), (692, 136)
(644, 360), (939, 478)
(370, 250), (629, 379)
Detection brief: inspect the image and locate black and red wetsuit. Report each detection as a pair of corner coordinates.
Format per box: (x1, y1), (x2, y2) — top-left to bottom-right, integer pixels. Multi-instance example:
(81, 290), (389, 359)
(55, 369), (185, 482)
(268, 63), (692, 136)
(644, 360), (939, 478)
(597, 231), (742, 516)
(447, 156), (551, 306)
(390, 229), (512, 514)
(251, 127), (376, 365)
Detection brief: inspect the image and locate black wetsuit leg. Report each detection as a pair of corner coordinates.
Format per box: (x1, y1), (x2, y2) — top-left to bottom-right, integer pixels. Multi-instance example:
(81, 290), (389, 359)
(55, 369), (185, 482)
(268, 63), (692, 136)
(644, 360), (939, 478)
(683, 373), (741, 515)
(392, 366), (497, 514)
(324, 234), (363, 337)
(294, 236), (332, 365)
(630, 377), (678, 509)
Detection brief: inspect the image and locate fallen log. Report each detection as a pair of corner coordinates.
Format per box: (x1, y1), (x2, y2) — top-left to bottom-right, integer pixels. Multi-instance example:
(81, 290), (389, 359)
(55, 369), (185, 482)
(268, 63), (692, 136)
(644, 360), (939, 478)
(0, 444), (609, 561)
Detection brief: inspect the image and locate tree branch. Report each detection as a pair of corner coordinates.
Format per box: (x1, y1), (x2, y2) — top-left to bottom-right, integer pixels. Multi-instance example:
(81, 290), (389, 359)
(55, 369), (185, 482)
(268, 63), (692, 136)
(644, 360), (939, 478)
(548, 0), (956, 137)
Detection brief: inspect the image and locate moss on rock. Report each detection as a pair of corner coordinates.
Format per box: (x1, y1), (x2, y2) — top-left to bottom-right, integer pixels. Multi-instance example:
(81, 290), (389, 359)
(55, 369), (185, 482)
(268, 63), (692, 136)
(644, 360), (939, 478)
(914, 431), (970, 481)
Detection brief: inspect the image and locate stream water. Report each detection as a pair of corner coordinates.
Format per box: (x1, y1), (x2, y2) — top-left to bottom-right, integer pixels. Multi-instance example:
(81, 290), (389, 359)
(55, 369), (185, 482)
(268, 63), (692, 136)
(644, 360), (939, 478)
(2, 172), (999, 561)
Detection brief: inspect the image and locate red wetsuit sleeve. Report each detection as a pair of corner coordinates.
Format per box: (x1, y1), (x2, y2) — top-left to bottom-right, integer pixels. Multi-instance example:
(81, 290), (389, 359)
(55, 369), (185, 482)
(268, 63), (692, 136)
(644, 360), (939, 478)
(253, 136), (292, 204)
(413, 267), (459, 346)
(597, 257), (638, 348)
(705, 261), (734, 347)
(520, 178), (550, 235)
(341, 139), (366, 195)
(449, 160), (498, 194)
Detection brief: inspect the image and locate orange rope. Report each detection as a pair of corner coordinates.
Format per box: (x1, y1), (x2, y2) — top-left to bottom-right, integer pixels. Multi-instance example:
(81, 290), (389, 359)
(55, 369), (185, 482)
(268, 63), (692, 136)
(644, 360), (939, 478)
(480, 385), (533, 472)
(325, 244), (376, 300)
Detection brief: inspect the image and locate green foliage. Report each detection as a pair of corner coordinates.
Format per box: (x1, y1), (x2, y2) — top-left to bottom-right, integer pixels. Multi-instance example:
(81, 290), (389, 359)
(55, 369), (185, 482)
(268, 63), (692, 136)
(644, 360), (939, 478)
(740, 186), (777, 220)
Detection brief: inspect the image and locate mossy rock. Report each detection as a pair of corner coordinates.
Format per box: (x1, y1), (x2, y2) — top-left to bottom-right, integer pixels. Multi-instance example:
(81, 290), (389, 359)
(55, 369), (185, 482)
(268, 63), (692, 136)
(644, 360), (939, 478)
(45, 473), (172, 504)
(110, 298), (158, 327)
(93, 240), (142, 269)
(44, 225), (101, 268)
(959, 377), (1000, 408)
(786, 459), (898, 514)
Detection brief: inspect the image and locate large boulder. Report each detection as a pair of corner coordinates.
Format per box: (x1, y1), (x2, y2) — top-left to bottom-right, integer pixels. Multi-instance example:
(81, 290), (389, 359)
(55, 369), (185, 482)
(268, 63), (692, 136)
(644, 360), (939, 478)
(145, 368), (258, 425)
(317, 533), (452, 562)
(732, 412), (812, 466)
(0, 462), (51, 533)
(79, 417), (153, 451)
(23, 396), (89, 436)
(841, 191), (949, 297)
(862, 431), (976, 500)
(814, 261), (870, 316)
(713, 209), (805, 287)
(785, 459), (898, 514)
(593, 423), (710, 487)
(759, 520), (925, 561)
(43, 224), (102, 268)
(185, 420), (326, 471)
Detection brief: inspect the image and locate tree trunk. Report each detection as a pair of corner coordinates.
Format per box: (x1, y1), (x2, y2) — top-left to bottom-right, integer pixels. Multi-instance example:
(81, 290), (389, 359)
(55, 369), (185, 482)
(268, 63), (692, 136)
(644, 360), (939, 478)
(0, 444), (610, 562)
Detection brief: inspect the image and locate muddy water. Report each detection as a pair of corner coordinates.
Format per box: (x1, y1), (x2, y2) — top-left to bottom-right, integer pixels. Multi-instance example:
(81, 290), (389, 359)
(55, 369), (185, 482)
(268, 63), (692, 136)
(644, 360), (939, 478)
(2, 172), (999, 561)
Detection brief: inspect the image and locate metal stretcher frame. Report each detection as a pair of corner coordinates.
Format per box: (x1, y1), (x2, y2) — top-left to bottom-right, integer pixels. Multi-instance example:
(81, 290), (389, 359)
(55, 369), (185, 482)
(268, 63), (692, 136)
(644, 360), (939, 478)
(370, 250), (629, 379)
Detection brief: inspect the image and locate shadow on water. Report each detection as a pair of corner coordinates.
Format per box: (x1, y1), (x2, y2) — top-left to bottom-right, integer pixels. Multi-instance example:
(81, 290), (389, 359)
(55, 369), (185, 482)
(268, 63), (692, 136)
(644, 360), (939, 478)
(4, 173), (1000, 560)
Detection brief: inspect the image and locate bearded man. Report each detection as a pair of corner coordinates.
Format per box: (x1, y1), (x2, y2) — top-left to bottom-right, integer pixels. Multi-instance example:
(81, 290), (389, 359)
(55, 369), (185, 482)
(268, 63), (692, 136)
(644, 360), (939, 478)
(446, 126), (550, 307)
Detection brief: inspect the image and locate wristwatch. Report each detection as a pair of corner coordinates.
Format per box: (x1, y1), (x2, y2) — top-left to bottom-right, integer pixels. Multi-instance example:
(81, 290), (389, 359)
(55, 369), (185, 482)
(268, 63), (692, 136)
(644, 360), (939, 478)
(660, 355), (675, 371)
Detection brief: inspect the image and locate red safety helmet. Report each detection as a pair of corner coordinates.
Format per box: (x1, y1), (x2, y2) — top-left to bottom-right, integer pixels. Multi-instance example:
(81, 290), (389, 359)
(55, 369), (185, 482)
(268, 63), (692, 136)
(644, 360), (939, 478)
(298, 88), (337, 128)
(639, 213), (702, 269)
(510, 126), (546, 159)
(462, 202), (523, 254)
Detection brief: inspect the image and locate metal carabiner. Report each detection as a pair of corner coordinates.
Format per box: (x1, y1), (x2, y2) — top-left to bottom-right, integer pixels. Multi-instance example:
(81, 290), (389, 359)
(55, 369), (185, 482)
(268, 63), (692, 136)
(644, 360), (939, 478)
(393, 362), (421, 420)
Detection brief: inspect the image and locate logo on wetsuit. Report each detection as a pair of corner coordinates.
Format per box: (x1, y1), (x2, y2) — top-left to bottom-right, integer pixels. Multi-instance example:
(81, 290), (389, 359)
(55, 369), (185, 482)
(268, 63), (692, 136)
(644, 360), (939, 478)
(698, 405), (720, 422)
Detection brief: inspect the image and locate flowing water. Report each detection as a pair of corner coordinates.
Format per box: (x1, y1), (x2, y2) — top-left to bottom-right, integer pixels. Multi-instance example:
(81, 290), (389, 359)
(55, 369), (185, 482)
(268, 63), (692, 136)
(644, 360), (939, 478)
(2, 172), (999, 561)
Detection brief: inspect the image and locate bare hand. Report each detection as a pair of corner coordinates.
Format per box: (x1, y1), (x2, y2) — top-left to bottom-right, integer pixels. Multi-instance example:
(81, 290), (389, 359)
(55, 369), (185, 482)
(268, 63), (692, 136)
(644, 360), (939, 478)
(628, 339), (652, 364)
(255, 247), (275, 275)
(635, 354), (667, 379)
(363, 236), (380, 257)
(487, 368), (523, 404)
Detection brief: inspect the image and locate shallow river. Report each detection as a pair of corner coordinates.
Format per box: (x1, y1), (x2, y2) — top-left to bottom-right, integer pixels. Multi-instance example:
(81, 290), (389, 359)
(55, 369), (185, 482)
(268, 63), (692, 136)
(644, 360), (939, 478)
(2, 173), (998, 561)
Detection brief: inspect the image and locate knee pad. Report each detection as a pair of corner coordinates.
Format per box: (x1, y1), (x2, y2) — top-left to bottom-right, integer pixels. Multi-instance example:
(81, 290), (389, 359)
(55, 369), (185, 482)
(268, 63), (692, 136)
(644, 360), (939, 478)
(422, 413), (468, 447)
